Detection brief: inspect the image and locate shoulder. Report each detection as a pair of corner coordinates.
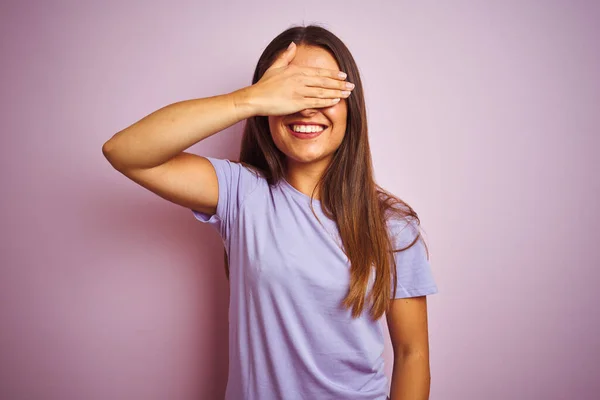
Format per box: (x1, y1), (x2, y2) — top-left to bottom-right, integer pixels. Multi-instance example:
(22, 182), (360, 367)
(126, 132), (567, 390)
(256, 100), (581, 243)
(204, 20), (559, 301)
(386, 216), (421, 248)
(205, 157), (267, 186)
(203, 157), (270, 212)
(238, 161), (267, 180)
(376, 188), (422, 249)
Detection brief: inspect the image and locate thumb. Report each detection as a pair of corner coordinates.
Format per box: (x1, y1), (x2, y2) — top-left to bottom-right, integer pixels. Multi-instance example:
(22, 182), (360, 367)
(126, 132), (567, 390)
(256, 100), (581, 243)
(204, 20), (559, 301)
(270, 41), (296, 69)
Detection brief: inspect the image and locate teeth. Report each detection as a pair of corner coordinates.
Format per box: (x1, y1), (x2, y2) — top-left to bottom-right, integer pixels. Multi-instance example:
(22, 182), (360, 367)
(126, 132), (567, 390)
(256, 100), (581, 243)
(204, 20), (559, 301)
(291, 124), (325, 133)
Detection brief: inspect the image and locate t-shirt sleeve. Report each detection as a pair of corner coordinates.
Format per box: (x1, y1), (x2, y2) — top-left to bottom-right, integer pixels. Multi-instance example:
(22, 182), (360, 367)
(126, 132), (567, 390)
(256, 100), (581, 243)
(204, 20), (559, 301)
(191, 157), (261, 242)
(389, 218), (439, 299)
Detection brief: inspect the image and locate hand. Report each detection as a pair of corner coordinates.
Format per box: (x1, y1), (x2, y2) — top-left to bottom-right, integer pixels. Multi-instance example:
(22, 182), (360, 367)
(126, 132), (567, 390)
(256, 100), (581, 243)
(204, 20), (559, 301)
(247, 42), (355, 116)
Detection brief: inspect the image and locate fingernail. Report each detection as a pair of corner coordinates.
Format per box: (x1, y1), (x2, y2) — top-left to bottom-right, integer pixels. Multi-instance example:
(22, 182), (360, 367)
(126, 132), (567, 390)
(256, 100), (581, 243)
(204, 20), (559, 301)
(338, 71), (347, 79)
(346, 82), (355, 89)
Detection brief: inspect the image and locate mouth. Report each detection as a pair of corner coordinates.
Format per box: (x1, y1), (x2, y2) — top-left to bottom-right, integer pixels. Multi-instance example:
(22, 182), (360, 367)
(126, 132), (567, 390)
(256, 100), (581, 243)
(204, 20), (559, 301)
(286, 124), (328, 140)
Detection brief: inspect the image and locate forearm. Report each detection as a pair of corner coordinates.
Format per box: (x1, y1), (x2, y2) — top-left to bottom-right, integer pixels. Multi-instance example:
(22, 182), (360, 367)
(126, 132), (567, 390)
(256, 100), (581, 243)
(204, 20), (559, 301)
(389, 352), (431, 400)
(102, 87), (256, 170)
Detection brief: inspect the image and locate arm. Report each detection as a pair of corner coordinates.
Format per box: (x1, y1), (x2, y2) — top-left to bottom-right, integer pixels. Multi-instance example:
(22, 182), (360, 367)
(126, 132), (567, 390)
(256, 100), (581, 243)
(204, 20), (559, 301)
(102, 91), (255, 171)
(386, 296), (432, 400)
(102, 90), (256, 215)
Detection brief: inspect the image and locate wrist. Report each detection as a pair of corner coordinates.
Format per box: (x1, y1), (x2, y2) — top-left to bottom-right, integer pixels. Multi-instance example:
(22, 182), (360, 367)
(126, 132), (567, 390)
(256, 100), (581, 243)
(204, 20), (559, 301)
(230, 86), (259, 120)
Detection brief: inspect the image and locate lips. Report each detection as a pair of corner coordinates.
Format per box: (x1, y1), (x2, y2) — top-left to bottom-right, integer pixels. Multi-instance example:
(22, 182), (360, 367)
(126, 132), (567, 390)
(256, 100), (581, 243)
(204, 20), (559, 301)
(287, 121), (328, 128)
(286, 124), (327, 140)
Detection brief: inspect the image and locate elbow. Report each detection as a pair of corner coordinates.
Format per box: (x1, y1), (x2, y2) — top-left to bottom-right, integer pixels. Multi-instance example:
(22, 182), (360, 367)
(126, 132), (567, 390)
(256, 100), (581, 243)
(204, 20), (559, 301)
(102, 139), (124, 171)
(101, 139), (112, 159)
(393, 345), (429, 362)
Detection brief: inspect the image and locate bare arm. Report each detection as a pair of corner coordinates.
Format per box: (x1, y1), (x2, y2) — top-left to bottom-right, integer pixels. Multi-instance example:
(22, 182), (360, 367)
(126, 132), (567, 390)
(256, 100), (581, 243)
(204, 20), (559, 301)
(386, 296), (432, 400)
(102, 89), (255, 215)
(102, 90), (254, 171)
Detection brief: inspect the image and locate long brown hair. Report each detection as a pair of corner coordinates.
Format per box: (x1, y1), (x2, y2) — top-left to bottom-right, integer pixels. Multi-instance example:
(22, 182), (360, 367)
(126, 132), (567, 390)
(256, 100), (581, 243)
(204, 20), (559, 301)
(227, 24), (426, 320)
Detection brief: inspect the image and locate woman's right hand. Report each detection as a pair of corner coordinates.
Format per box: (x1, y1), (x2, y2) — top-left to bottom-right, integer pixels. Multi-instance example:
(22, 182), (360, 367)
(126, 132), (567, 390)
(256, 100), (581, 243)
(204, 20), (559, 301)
(245, 42), (355, 117)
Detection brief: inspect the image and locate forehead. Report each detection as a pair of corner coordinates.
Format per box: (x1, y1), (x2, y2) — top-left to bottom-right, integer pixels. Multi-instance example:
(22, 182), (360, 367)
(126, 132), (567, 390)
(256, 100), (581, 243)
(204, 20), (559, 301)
(289, 45), (340, 70)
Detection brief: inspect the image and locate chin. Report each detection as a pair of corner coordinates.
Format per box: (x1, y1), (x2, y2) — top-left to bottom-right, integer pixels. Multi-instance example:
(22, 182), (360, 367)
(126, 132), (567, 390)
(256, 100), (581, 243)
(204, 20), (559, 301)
(274, 136), (339, 166)
(285, 150), (331, 165)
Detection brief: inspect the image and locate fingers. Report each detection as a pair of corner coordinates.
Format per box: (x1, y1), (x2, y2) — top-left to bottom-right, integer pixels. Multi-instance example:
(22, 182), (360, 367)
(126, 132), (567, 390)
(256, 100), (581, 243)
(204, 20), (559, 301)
(298, 75), (355, 101)
(300, 65), (348, 81)
(303, 76), (355, 91)
(269, 41), (297, 69)
(303, 97), (342, 109)
(300, 86), (352, 101)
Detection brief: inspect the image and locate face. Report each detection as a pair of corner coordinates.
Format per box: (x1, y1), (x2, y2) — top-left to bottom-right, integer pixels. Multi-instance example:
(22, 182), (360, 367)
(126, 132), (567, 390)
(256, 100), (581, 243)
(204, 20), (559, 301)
(268, 45), (348, 171)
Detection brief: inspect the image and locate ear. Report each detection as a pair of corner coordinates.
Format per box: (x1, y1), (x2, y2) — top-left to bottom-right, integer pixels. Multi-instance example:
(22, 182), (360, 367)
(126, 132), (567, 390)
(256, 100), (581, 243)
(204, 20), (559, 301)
(269, 41), (297, 69)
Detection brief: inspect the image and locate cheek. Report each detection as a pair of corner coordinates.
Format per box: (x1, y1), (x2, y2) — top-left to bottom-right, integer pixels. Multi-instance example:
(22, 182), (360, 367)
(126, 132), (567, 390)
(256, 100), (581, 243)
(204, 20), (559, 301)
(267, 117), (279, 130)
(268, 117), (285, 138)
(324, 102), (348, 127)
(267, 118), (288, 152)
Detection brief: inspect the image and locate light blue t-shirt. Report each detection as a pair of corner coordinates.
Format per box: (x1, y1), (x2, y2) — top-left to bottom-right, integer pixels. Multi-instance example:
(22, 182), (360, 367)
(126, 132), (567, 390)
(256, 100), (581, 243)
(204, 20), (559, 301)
(192, 157), (438, 400)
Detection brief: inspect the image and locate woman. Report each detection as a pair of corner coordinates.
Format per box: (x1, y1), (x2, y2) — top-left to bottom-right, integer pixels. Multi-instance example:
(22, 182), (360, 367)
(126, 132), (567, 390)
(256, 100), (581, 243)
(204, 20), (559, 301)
(103, 25), (438, 400)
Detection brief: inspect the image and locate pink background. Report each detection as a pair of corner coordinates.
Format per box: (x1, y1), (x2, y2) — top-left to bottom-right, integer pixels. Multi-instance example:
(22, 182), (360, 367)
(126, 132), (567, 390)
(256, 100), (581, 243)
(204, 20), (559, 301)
(1, 1), (599, 399)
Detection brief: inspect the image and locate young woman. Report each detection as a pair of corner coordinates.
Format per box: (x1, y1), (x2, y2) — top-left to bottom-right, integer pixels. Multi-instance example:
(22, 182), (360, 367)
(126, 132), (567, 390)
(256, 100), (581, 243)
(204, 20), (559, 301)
(103, 25), (438, 400)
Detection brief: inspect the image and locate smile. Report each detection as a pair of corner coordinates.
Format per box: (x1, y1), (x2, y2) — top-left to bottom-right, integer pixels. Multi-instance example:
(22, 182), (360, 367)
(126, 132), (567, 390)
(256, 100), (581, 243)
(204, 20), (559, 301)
(286, 124), (327, 140)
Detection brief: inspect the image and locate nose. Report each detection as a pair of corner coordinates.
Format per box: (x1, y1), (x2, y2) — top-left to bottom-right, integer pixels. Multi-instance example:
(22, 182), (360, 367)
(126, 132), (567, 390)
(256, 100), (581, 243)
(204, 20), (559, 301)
(299, 108), (318, 116)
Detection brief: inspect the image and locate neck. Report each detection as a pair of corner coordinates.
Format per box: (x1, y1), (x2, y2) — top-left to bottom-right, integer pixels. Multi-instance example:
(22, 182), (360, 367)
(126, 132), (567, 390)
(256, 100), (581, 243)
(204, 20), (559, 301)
(284, 157), (331, 200)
